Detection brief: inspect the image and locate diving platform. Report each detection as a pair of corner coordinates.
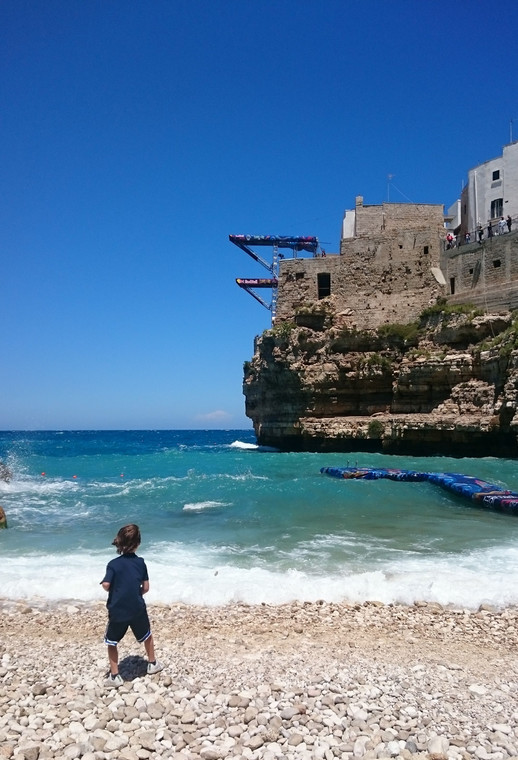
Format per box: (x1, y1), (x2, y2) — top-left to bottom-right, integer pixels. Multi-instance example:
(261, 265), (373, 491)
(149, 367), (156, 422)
(230, 234), (319, 320)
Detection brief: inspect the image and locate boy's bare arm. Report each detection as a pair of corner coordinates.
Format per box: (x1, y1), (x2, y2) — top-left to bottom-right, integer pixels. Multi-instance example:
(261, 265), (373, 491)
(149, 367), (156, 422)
(141, 581), (150, 594)
(101, 582), (110, 591)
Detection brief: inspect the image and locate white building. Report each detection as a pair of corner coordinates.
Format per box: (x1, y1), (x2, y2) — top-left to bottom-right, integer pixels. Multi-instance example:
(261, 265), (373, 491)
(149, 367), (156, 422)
(445, 198), (461, 233)
(463, 141), (518, 235)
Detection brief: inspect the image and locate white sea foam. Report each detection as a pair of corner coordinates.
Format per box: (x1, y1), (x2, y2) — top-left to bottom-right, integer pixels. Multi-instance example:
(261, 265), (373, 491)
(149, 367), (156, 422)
(183, 501), (230, 512)
(0, 476), (79, 497)
(3, 542), (518, 610)
(220, 472), (269, 481)
(229, 440), (279, 452)
(192, 471), (268, 481)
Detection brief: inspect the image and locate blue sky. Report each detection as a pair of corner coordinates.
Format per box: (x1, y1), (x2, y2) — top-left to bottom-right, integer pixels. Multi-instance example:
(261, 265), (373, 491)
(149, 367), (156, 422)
(1, 0), (517, 430)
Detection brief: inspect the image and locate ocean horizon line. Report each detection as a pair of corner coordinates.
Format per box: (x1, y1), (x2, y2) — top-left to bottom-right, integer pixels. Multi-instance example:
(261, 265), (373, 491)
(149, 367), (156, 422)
(0, 427), (254, 433)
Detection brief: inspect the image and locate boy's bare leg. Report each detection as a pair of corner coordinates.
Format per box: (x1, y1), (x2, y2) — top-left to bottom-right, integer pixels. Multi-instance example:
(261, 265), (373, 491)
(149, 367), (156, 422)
(107, 644), (119, 675)
(144, 634), (156, 663)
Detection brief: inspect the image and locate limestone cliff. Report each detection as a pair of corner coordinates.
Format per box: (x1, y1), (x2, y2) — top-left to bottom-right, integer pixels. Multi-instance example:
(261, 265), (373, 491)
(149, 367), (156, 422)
(243, 299), (518, 456)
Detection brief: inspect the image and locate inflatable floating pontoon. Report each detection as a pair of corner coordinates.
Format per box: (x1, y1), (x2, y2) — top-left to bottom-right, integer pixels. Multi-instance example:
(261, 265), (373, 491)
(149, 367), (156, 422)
(320, 466), (518, 515)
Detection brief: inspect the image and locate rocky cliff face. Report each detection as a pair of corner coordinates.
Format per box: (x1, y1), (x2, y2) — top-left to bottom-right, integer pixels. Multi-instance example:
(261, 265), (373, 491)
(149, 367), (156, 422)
(243, 300), (518, 456)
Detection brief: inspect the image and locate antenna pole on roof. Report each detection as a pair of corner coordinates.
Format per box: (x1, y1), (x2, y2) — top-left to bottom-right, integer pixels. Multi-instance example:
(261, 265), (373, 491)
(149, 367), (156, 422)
(387, 174), (394, 202)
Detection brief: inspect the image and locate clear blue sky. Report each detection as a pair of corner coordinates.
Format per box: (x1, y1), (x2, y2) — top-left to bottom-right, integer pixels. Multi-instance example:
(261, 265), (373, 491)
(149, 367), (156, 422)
(1, 0), (517, 430)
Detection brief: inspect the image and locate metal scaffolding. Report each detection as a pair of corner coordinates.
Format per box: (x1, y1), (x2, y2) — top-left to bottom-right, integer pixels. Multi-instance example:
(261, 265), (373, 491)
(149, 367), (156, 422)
(230, 235), (319, 321)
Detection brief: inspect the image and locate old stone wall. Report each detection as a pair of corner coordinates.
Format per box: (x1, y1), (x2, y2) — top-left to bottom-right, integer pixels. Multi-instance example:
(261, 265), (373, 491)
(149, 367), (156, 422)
(350, 200), (445, 240)
(276, 226), (445, 330)
(274, 201), (518, 331)
(443, 230), (518, 310)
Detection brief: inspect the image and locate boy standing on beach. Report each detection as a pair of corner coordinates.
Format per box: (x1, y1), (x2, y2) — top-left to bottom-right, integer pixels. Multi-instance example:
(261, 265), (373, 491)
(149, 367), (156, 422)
(101, 523), (163, 688)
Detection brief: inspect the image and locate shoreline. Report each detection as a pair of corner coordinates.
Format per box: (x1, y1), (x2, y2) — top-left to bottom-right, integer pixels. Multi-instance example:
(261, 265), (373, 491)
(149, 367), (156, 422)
(2, 600), (518, 759)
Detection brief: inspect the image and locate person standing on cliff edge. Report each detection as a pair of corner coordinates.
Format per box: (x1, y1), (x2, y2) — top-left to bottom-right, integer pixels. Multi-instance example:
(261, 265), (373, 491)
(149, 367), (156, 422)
(507, 215), (513, 232)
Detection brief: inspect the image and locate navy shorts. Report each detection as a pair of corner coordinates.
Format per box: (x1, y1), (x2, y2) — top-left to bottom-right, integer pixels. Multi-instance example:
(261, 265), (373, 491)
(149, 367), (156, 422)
(104, 609), (151, 646)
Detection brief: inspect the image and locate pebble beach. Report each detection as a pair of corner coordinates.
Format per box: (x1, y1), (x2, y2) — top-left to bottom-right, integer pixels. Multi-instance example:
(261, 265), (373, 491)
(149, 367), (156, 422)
(1, 599), (518, 760)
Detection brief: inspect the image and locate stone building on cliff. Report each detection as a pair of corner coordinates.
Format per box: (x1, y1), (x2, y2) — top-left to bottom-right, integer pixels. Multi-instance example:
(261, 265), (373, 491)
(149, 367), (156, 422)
(441, 141), (518, 314)
(273, 193), (518, 330)
(274, 196), (448, 331)
(462, 140), (518, 239)
(234, 145), (518, 332)
(239, 146), (518, 455)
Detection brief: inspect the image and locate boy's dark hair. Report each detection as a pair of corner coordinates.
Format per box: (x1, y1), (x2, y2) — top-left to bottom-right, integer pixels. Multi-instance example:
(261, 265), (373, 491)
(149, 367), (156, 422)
(112, 524), (141, 554)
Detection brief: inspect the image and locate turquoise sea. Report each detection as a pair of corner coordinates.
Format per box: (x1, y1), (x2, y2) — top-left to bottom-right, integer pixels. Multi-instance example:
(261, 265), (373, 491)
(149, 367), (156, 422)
(1, 430), (518, 609)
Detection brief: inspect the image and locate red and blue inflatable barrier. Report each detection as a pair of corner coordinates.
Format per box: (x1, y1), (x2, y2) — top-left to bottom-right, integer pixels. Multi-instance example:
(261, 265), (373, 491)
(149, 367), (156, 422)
(320, 467), (518, 515)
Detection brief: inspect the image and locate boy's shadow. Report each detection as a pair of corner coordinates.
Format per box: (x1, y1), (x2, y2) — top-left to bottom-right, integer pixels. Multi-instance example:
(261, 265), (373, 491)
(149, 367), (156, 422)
(118, 655), (148, 681)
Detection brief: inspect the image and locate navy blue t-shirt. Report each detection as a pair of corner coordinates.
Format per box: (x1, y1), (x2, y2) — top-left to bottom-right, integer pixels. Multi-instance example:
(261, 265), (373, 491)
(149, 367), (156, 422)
(101, 552), (148, 622)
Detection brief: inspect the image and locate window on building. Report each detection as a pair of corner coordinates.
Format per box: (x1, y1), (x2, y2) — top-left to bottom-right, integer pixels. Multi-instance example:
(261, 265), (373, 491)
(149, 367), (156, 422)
(317, 273), (331, 299)
(492, 170), (500, 181)
(491, 198), (503, 218)
(493, 259), (501, 268)
(450, 277), (455, 295)
(295, 272), (304, 280)
(423, 246), (429, 255)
